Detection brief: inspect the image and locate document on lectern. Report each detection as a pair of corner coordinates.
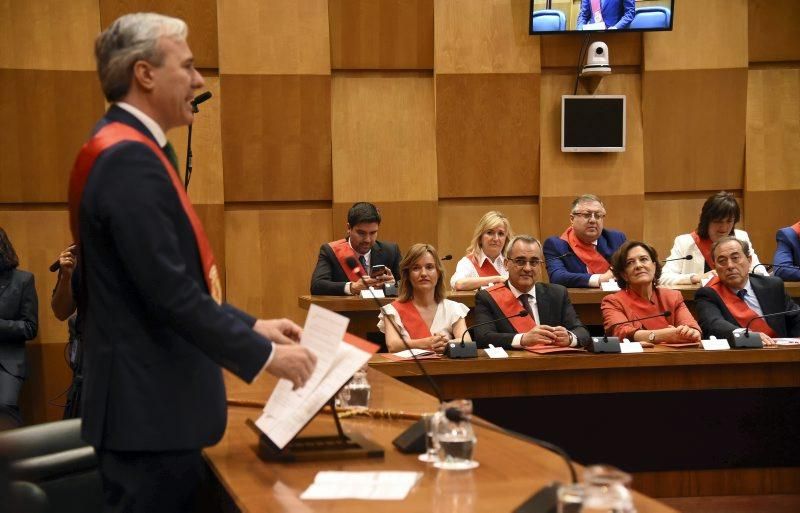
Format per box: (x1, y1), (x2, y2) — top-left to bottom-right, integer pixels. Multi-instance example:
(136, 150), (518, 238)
(255, 304), (379, 449)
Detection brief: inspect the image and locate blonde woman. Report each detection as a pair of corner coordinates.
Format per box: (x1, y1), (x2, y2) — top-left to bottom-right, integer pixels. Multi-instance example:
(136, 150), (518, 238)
(450, 211), (513, 291)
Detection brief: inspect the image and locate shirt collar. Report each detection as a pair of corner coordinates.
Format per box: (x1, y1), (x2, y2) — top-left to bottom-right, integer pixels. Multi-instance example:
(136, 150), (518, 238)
(116, 102), (168, 147)
(508, 281), (536, 301)
(732, 278), (754, 297)
(478, 249), (504, 266)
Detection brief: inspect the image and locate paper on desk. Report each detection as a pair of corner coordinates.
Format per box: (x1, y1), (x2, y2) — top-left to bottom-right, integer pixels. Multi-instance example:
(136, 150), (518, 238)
(775, 338), (800, 346)
(300, 471), (422, 501)
(600, 280), (621, 291)
(255, 305), (378, 449)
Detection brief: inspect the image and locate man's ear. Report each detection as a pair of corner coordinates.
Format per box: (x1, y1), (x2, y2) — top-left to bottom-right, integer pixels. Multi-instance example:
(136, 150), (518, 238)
(132, 60), (156, 92)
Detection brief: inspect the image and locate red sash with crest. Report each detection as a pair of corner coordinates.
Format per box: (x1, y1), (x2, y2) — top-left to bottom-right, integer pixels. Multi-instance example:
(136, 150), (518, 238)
(328, 239), (366, 282)
(560, 227), (610, 274)
(487, 284), (536, 333)
(391, 301), (433, 339)
(707, 277), (777, 337)
(469, 254), (500, 277)
(68, 122), (221, 303)
(690, 231), (715, 269)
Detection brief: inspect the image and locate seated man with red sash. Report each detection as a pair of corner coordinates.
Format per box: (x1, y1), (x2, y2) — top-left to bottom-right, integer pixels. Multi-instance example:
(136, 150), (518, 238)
(773, 220), (800, 282)
(473, 235), (590, 349)
(601, 241), (701, 343)
(378, 244), (469, 353)
(695, 236), (800, 346)
(543, 194), (626, 288)
(310, 202), (401, 296)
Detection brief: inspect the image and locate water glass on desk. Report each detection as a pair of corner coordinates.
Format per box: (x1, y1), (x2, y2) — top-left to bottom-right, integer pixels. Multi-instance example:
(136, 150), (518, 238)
(556, 483), (585, 513)
(338, 369), (371, 409)
(435, 399), (478, 469)
(582, 465), (636, 513)
(418, 412), (440, 463)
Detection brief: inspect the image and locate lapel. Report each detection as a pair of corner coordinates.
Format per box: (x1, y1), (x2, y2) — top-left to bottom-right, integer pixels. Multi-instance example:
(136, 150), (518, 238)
(371, 241), (383, 265)
(750, 275), (783, 334)
(535, 282), (551, 325)
(595, 231), (611, 260)
(0, 271), (11, 302)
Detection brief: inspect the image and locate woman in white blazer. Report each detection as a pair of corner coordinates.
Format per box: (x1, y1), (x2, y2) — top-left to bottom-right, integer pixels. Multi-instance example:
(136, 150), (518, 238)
(661, 192), (767, 286)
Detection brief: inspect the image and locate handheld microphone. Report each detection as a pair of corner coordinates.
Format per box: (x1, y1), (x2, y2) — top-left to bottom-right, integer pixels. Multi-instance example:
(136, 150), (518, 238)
(190, 91), (212, 113)
(662, 255), (693, 263)
(590, 310), (671, 353)
(731, 309), (800, 348)
(752, 262), (800, 274)
(447, 310), (528, 359)
(440, 254), (452, 261)
(49, 260), (61, 272)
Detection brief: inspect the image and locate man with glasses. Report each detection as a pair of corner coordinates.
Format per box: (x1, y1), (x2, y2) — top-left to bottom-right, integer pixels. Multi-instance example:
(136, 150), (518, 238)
(695, 236), (800, 345)
(544, 194), (627, 288)
(473, 235), (590, 349)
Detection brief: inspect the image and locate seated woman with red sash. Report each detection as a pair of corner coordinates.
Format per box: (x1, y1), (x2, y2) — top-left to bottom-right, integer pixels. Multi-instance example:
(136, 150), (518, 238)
(379, 244), (470, 353)
(661, 191), (767, 286)
(601, 241), (701, 344)
(450, 211), (513, 291)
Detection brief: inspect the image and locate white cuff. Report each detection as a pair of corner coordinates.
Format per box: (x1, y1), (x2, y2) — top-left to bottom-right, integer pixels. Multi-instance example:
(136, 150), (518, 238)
(569, 331), (578, 347)
(345, 282), (352, 295)
(511, 333), (523, 348)
(589, 274), (601, 287)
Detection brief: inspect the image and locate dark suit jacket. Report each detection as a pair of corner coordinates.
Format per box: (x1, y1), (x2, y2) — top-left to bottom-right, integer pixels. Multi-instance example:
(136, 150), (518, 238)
(694, 274), (800, 339)
(473, 282), (590, 349)
(0, 269), (38, 378)
(543, 228), (627, 288)
(774, 227), (800, 281)
(576, 0), (635, 29)
(310, 240), (401, 295)
(78, 105), (270, 451)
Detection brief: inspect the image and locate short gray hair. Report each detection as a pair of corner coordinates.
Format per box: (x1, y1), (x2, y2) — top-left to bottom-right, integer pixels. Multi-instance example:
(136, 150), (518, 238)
(95, 13), (187, 102)
(711, 236), (751, 261)
(505, 235), (541, 259)
(571, 194), (604, 212)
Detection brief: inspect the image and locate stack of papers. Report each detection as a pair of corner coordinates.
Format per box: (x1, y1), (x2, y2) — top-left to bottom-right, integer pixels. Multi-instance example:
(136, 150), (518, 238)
(301, 471), (422, 500)
(381, 348), (440, 361)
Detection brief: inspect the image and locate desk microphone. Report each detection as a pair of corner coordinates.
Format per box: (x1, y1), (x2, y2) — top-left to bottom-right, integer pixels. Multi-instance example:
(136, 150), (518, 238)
(752, 262), (800, 274)
(452, 310), (528, 358)
(440, 254), (452, 261)
(662, 255), (693, 263)
(731, 309), (800, 348)
(190, 91), (212, 113)
(589, 310), (671, 353)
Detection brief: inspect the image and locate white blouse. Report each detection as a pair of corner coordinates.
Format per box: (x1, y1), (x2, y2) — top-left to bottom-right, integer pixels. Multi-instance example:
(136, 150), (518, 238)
(449, 251), (508, 289)
(377, 299), (470, 340)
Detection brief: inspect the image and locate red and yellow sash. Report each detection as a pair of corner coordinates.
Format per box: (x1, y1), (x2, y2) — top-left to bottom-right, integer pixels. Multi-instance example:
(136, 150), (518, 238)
(68, 122), (221, 304)
(792, 221), (800, 239)
(328, 239), (366, 282)
(469, 254), (500, 277)
(690, 231), (715, 269)
(617, 289), (673, 330)
(707, 276), (777, 337)
(560, 227), (610, 275)
(487, 284), (536, 333)
(391, 300), (433, 339)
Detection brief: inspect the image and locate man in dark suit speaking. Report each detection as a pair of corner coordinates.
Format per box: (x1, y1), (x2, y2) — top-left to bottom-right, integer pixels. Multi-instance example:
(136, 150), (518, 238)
(576, 0), (635, 30)
(69, 13), (317, 513)
(695, 236), (800, 345)
(310, 202), (401, 296)
(473, 235), (590, 349)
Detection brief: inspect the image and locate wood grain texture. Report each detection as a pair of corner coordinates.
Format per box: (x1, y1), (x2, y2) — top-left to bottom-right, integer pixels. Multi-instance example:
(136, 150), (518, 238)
(637, 469), (800, 498)
(330, 201), (438, 257)
(540, 194), (644, 245)
(435, 0), (540, 74)
(221, 74), (332, 202)
(18, 341), (74, 425)
(331, 73), (436, 202)
(437, 199), (540, 281)
(0, 0), (99, 71)
(0, 70), (105, 202)
(218, 0), (330, 75)
(541, 32), (642, 68)
(643, 0), (748, 71)
(436, 73), (540, 198)
(166, 74), (223, 205)
(329, 0), (434, 70)
(224, 206), (332, 323)
(642, 69), (747, 193)
(742, 190), (799, 269)
(745, 68), (800, 192)
(98, 0), (218, 69)
(748, 0), (800, 63)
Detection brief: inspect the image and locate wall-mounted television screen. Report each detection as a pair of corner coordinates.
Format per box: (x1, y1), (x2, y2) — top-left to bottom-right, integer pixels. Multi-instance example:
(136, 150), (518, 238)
(562, 95), (626, 152)
(530, 0), (674, 34)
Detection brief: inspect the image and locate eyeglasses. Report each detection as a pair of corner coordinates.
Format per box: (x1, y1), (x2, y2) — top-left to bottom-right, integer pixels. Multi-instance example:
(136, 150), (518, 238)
(571, 211), (606, 221)
(509, 258), (542, 268)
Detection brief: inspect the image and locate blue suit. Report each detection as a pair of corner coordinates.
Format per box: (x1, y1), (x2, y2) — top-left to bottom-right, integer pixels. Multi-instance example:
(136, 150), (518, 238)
(543, 229), (627, 288)
(774, 227), (800, 281)
(576, 0), (635, 30)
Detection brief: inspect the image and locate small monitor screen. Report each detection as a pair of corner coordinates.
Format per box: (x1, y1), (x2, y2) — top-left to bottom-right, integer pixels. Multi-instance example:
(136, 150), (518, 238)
(530, 0), (674, 35)
(562, 95), (625, 152)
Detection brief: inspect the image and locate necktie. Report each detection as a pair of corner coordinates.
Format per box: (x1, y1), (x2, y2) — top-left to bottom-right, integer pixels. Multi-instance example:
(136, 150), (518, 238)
(737, 289), (747, 301)
(358, 255), (368, 274)
(162, 142), (180, 174)
(519, 293), (535, 321)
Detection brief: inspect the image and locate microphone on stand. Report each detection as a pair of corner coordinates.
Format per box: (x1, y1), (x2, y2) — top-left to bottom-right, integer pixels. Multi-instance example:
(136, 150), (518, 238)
(448, 310), (528, 359)
(662, 255), (693, 263)
(440, 254), (453, 261)
(190, 91), (212, 113)
(185, 91), (213, 190)
(752, 262), (800, 275)
(731, 309), (800, 348)
(589, 311), (672, 353)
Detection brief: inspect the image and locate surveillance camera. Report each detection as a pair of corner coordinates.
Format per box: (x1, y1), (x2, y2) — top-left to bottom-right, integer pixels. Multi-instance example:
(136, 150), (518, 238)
(581, 41), (611, 77)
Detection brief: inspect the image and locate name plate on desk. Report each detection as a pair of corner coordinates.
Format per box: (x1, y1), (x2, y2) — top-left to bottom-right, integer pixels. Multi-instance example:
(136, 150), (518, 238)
(600, 280), (621, 292)
(485, 345), (509, 359)
(702, 338), (730, 351)
(360, 289), (385, 299)
(619, 341), (644, 353)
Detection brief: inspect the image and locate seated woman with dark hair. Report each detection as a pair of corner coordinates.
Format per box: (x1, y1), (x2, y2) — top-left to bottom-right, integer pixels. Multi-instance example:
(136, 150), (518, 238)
(661, 191), (767, 285)
(601, 241), (701, 344)
(379, 244), (469, 353)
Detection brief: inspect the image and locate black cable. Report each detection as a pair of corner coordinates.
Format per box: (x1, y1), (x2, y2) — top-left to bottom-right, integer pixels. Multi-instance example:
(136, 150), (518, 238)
(573, 33), (592, 95)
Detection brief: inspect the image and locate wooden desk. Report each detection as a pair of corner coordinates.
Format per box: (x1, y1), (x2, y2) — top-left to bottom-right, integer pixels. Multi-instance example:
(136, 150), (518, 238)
(300, 282), (800, 335)
(204, 370), (676, 513)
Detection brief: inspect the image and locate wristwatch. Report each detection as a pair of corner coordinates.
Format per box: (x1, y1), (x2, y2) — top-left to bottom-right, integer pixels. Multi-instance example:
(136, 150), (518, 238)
(648, 331), (656, 343)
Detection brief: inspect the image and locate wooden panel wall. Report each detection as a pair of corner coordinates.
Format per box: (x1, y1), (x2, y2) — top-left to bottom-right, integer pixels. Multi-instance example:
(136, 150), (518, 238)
(3, 1), (799, 426)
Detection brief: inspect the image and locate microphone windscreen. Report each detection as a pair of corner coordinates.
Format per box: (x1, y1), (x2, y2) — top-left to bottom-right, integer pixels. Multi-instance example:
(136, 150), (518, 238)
(441, 254), (453, 261)
(663, 310), (672, 318)
(685, 255), (693, 260)
(518, 310), (529, 317)
(192, 91), (212, 106)
(344, 256), (358, 270)
(444, 407), (465, 423)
